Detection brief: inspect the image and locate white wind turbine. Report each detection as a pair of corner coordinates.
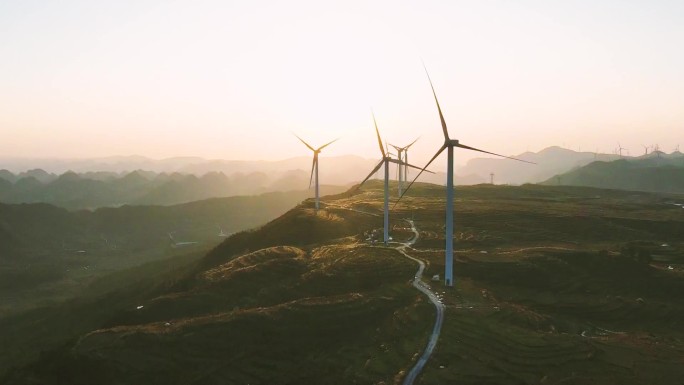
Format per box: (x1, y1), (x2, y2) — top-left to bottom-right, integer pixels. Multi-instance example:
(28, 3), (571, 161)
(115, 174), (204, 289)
(397, 67), (535, 287)
(294, 134), (338, 211)
(356, 113), (431, 245)
(389, 137), (420, 196)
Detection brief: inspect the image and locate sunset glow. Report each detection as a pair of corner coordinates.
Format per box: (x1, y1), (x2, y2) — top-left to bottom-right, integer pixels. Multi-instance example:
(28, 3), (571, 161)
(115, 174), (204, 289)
(1, 1), (682, 165)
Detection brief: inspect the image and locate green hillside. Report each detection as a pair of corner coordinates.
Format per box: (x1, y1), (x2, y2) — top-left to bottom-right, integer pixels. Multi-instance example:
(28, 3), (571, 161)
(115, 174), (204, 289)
(3, 182), (684, 384)
(0, 188), (344, 315)
(543, 158), (684, 194)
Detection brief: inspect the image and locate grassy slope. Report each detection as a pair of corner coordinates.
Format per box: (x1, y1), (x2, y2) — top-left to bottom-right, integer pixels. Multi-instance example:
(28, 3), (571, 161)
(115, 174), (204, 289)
(4, 181), (684, 384)
(0, 189), (345, 316)
(2, 181), (433, 384)
(388, 183), (684, 385)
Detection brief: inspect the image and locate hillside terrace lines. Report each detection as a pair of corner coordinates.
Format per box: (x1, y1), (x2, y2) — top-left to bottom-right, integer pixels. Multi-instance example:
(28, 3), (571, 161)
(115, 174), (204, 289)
(201, 246), (307, 282)
(80, 292), (369, 338)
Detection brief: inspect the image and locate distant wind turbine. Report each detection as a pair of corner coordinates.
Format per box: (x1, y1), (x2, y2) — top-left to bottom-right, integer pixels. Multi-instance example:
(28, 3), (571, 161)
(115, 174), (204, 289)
(654, 144), (662, 158)
(356, 113), (430, 245)
(294, 134), (338, 211)
(396, 66), (534, 287)
(617, 142), (626, 158)
(389, 137), (420, 196)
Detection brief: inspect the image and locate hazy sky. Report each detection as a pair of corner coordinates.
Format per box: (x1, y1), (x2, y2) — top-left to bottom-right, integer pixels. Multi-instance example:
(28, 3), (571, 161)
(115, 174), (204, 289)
(1, 0), (683, 166)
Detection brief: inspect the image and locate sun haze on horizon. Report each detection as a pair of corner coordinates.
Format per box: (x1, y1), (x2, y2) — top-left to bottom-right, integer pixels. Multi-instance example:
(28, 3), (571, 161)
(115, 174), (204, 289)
(1, 0), (682, 165)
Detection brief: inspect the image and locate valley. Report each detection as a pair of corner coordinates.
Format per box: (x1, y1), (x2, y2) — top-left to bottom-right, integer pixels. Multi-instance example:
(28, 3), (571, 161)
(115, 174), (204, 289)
(0, 188), (345, 316)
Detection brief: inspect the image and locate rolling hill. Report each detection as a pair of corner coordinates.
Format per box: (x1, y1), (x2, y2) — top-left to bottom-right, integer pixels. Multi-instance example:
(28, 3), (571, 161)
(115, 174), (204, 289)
(2, 182), (684, 384)
(0, 187), (345, 315)
(542, 156), (684, 194)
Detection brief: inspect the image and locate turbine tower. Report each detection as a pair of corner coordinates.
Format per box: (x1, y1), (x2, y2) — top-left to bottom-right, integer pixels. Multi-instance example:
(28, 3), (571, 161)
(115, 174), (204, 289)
(389, 144), (405, 196)
(397, 67), (534, 287)
(294, 134), (338, 211)
(389, 137), (419, 196)
(356, 113), (429, 245)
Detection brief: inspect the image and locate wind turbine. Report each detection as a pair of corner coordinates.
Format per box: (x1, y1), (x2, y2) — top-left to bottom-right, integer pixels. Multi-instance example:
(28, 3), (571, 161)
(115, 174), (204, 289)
(294, 134), (338, 211)
(356, 113), (430, 245)
(389, 137), (420, 196)
(617, 143), (626, 158)
(641, 144), (649, 156)
(397, 67), (534, 287)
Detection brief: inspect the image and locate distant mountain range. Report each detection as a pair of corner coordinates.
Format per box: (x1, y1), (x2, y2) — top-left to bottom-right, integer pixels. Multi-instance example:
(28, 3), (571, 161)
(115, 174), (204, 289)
(458, 146), (624, 185)
(0, 156), (444, 209)
(541, 153), (684, 194)
(0, 155), (381, 180)
(0, 168), (348, 210)
(3, 148), (683, 209)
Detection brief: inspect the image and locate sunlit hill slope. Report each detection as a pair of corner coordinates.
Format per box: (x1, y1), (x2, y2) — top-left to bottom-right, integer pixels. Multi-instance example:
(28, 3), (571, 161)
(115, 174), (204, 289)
(3, 181), (684, 384)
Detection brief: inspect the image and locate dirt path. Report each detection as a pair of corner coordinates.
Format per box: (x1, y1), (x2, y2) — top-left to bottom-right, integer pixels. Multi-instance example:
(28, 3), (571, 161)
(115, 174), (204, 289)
(396, 220), (445, 385)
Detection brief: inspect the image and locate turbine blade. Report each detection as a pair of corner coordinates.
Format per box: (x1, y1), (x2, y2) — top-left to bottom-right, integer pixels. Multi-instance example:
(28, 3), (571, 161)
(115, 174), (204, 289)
(423, 64), (450, 140)
(354, 160), (385, 192)
(398, 159), (436, 174)
(389, 158), (435, 174)
(404, 136), (420, 149)
(309, 156), (316, 189)
(393, 145), (447, 208)
(456, 143), (536, 164)
(388, 143), (402, 151)
(293, 133), (315, 151)
(372, 111), (386, 158)
(317, 137), (339, 151)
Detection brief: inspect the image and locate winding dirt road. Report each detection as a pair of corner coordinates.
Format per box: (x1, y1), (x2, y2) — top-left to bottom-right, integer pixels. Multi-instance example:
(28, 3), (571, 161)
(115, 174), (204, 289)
(396, 220), (445, 385)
